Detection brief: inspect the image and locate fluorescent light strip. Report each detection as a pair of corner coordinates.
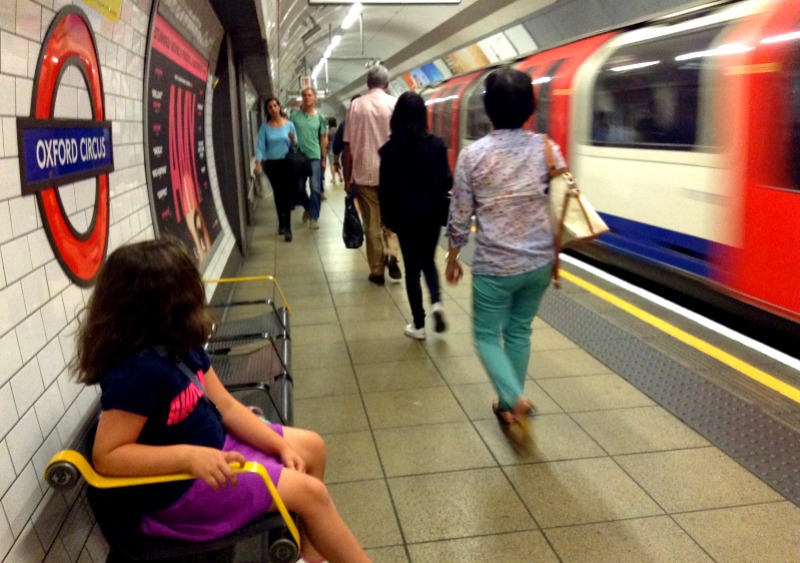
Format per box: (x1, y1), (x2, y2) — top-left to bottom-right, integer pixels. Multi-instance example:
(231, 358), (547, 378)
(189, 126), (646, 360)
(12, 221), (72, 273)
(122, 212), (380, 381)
(610, 60), (660, 72)
(341, 2), (362, 30)
(560, 253), (800, 372)
(675, 42), (752, 61)
(761, 31), (800, 44)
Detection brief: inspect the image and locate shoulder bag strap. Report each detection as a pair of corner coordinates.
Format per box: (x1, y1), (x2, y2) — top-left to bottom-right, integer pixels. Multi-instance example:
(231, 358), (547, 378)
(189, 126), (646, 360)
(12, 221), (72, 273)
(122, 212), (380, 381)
(152, 345), (209, 400)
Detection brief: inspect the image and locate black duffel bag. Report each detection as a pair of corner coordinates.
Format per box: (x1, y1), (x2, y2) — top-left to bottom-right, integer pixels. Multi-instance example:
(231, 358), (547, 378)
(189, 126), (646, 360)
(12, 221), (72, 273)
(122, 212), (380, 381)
(342, 193), (364, 249)
(286, 150), (312, 179)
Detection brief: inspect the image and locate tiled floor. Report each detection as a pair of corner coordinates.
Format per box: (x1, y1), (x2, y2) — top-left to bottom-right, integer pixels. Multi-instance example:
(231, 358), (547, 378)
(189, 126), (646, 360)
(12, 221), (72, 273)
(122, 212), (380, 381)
(240, 180), (800, 562)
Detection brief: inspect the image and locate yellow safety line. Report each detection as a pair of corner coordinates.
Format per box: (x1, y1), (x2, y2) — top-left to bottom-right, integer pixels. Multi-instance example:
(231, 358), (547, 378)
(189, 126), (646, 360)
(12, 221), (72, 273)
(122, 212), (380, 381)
(45, 451), (301, 549)
(559, 269), (800, 405)
(204, 275), (291, 314)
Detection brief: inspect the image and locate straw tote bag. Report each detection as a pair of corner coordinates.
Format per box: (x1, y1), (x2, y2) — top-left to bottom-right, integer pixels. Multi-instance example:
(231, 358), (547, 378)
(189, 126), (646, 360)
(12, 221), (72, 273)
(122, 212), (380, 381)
(542, 135), (609, 286)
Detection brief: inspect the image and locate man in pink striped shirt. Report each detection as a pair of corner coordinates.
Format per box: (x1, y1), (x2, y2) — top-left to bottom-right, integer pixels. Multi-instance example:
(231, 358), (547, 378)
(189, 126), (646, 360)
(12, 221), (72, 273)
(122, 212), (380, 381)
(344, 65), (401, 285)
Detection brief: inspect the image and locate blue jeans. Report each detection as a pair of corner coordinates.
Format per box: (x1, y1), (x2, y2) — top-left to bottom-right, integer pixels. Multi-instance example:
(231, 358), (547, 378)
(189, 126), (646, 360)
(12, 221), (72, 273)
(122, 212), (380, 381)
(296, 159), (322, 220)
(472, 264), (551, 412)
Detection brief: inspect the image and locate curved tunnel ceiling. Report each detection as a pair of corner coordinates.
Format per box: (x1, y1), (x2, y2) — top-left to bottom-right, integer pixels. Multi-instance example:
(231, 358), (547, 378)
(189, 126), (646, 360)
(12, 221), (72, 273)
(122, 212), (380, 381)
(256, 0), (711, 109)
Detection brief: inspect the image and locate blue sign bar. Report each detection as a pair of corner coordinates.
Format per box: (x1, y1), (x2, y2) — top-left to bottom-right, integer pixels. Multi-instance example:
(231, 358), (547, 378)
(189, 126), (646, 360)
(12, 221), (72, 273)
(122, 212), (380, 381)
(17, 118), (114, 194)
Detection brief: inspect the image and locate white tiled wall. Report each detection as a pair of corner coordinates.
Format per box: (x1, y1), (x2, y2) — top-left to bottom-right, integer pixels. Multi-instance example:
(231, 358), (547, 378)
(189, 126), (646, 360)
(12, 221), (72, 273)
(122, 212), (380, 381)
(0, 0), (236, 561)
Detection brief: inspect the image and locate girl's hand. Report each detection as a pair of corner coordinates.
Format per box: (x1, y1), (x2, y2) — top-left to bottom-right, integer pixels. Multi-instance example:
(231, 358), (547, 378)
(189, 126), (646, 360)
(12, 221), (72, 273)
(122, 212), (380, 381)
(280, 446), (306, 473)
(445, 260), (463, 285)
(185, 447), (246, 490)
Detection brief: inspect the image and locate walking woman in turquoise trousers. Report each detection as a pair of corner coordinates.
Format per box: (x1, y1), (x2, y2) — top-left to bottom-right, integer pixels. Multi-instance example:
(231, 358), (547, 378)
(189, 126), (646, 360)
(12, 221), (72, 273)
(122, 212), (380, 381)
(445, 67), (566, 441)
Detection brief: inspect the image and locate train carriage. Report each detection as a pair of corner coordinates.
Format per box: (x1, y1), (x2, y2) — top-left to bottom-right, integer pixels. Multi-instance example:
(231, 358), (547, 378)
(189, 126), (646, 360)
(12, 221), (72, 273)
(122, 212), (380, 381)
(423, 0), (800, 335)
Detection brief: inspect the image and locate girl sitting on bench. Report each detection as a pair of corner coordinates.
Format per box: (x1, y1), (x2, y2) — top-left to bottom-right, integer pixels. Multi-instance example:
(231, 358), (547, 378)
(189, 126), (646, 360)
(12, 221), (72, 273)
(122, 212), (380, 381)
(71, 238), (370, 563)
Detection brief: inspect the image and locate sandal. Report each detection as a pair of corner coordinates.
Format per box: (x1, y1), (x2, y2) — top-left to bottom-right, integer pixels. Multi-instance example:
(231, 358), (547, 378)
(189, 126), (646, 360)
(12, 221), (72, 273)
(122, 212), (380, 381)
(492, 400), (515, 426)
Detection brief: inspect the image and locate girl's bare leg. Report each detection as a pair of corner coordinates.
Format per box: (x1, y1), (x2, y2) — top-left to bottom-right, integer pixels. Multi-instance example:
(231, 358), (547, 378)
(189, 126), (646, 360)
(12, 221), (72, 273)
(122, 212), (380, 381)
(275, 470), (370, 563)
(280, 428), (369, 562)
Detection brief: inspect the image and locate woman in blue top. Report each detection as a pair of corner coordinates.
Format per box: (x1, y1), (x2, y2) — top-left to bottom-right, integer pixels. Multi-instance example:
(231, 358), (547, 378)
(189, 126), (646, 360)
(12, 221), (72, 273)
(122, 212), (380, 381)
(255, 97), (297, 241)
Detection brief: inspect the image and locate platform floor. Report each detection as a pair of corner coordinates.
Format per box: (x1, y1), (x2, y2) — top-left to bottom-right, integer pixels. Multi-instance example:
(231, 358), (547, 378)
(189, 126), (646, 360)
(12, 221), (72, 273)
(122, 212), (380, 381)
(232, 179), (800, 562)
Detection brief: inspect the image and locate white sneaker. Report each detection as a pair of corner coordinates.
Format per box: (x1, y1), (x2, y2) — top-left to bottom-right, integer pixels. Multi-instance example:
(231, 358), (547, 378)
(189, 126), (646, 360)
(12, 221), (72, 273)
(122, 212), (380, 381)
(404, 324), (426, 340)
(431, 302), (447, 333)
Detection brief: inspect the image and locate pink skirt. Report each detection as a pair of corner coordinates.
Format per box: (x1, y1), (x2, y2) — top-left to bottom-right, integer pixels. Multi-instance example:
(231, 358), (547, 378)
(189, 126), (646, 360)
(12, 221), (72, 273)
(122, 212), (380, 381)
(140, 426), (284, 541)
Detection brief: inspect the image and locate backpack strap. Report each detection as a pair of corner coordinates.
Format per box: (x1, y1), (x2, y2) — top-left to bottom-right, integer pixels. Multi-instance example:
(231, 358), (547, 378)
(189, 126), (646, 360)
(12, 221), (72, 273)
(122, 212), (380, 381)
(152, 345), (209, 401)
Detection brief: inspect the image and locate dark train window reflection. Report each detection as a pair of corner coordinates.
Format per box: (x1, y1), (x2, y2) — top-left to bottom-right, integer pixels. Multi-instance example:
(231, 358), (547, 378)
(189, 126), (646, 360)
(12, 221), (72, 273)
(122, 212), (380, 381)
(790, 52), (800, 190)
(466, 86), (492, 140)
(590, 25), (722, 150)
(536, 59), (565, 134)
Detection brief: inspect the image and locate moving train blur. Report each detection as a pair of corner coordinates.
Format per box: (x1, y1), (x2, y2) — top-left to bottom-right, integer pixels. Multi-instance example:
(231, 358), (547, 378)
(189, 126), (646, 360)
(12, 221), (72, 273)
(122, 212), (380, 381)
(422, 0), (800, 352)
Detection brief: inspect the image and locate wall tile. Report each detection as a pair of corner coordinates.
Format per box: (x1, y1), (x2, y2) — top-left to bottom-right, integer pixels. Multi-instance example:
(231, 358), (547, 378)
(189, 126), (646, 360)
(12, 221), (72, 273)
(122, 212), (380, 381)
(44, 262), (69, 299)
(55, 399), (81, 450)
(6, 409), (43, 474)
(0, 382), (19, 438)
(0, 201), (11, 244)
(28, 35), (38, 78)
(56, 368), (81, 412)
(0, 440), (14, 496)
(10, 359), (44, 418)
(39, 296), (67, 343)
(2, 462), (43, 536)
(31, 428), (63, 493)
(0, 282), (27, 337)
(3, 118), (18, 157)
(53, 84), (77, 119)
(16, 310), (46, 362)
(33, 382), (63, 438)
(1, 31), (29, 76)
(9, 196), (37, 238)
(0, 329), (23, 388)
(42, 538), (68, 563)
(0, 75), (15, 116)
(16, 0), (43, 42)
(0, 157), (22, 201)
(60, 287), (83, 323)
(73, 179), (96, 212)
(15, 76), (33, 115)
(0, 507), (13, 560)
(58, 482), (92, 561)
(5, 520), (46, 562)
(84, 523), (109, 563)
(2, 237), (33, 283)
(21, 267), (50, 315)
(27, 231), (52, 270)
(32, 490), (67, 552)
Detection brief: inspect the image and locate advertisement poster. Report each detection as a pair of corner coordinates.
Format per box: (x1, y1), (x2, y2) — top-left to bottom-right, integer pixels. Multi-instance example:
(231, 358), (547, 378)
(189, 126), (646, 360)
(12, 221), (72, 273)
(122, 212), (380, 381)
(147, 14), (220, 262)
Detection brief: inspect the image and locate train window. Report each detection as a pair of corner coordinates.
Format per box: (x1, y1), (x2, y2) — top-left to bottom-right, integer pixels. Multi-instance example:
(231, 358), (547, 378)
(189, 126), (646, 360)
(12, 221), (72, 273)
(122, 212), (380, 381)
(430, 85), (458, 148)
(465, 85), (492, 140)
(536, 59), (565, 134)
(759, 47), (800, 191)
(590, 25), (723, 150)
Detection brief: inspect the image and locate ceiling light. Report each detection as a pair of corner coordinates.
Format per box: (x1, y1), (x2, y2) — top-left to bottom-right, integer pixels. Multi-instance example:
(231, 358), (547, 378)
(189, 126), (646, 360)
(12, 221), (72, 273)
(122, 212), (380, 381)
(341, 3), (362, 30)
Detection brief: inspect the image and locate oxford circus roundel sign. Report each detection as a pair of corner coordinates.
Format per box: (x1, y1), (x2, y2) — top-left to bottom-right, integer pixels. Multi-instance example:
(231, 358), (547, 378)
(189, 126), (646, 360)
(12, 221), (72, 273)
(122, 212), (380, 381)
(17, 7), (113, 286)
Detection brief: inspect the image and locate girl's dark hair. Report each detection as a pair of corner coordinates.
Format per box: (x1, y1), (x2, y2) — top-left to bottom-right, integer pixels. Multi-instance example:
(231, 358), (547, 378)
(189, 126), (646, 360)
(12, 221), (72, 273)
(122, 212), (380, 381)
(484, 67), (536, 130)
(390, 91), (429, 140)
(264, 97), (282, 115)
(328, 117), (337, 128)
(72, 238), (213, 385)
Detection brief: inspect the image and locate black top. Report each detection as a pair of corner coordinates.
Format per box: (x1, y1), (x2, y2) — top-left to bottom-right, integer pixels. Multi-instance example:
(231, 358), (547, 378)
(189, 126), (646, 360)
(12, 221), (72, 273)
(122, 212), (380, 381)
(378, 132), (452, 234)
(100, 347), (223, 512)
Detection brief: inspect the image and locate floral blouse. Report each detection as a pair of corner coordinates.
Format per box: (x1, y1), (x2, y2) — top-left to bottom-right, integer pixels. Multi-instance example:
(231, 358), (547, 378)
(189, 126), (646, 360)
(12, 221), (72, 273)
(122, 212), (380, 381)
(447, 129), (566, 276)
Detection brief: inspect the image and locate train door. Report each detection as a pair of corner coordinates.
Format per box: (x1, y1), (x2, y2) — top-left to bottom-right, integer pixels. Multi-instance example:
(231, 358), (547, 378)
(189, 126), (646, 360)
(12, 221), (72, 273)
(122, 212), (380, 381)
(725, 0), (800, 320)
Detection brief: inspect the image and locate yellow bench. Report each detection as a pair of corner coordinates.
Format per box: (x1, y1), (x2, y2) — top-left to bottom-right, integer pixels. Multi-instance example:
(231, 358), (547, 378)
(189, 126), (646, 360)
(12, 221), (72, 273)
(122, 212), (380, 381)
(45, 446), (300, 562)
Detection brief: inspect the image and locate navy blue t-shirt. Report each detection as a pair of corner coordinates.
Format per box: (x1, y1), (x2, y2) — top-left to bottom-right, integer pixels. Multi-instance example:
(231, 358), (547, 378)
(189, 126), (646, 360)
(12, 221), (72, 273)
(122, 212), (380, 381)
(99, 347), (225, 512)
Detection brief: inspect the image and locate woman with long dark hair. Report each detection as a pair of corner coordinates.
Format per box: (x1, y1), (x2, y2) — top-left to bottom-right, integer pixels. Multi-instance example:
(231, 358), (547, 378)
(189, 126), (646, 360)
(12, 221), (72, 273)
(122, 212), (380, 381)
(255, 97), (297, 241)
(379, 92), (452, 340)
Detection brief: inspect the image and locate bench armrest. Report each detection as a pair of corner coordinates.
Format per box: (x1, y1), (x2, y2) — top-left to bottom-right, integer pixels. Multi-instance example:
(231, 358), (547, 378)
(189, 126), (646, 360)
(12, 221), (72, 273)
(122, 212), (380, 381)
(203, 275), (292, 314)
(44, 450), (300, 549)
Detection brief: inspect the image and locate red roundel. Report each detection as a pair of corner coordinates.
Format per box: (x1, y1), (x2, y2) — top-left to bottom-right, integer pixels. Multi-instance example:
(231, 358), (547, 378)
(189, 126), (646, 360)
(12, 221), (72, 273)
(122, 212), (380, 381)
(32, 7), (109, 286)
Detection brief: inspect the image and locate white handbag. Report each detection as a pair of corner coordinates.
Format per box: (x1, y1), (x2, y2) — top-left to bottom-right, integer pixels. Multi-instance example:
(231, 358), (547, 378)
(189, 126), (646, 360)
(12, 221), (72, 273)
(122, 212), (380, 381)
(542, 136), (610, 286)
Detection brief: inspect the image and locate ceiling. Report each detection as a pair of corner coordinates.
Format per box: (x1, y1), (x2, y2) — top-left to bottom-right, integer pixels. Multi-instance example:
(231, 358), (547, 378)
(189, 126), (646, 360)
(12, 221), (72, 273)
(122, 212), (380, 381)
(251, 0), (712, 112)
(258, 0), (556, 110)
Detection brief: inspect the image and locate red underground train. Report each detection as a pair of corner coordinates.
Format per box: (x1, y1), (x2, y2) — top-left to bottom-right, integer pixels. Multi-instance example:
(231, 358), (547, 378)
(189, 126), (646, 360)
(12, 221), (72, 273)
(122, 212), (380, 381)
(423, 0), (800, 342)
